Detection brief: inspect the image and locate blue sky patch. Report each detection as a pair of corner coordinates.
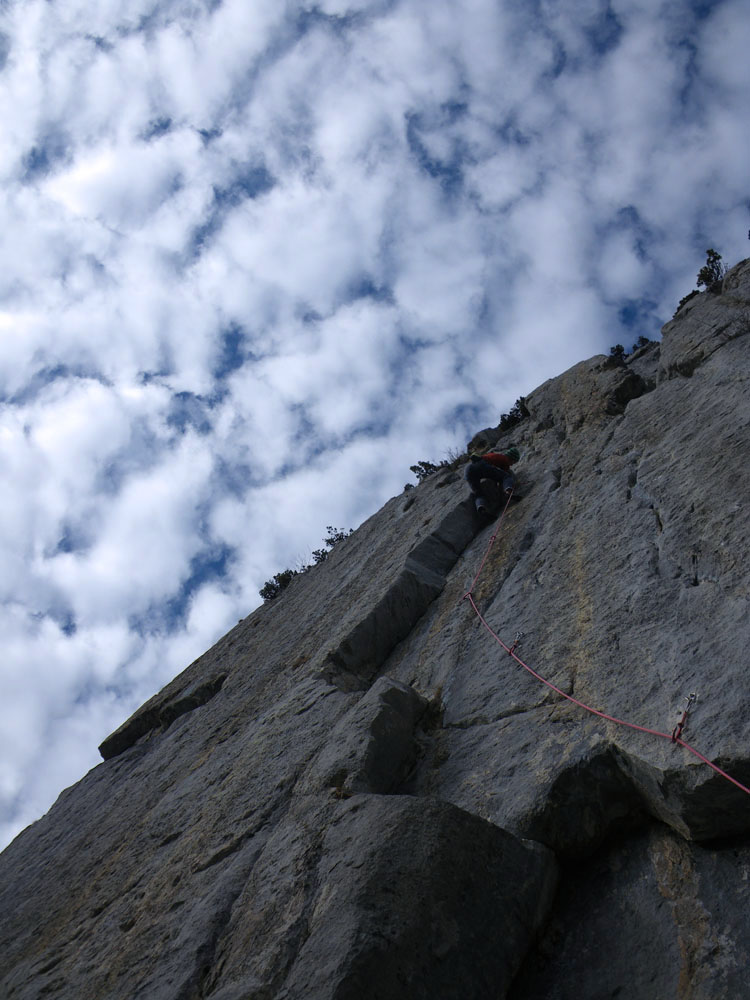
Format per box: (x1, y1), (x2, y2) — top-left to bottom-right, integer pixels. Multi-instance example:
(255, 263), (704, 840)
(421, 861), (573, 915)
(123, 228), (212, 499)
(187, 165), (275, 259)
(584, 4), (624, 57)
(212, 323), (249, 380)
(21, 133), (70, 181)
(617, 297), (660, 337)
(213, 165), (275, 208)
(0, 31), (10, 71)
(129, 541), (235, 636)
(7, 367), (111, 406)
(166, 392), (214, 436)
(141, 117), (173, 141)
(405, 100), (472, 195)
(343, 274), (394, 305)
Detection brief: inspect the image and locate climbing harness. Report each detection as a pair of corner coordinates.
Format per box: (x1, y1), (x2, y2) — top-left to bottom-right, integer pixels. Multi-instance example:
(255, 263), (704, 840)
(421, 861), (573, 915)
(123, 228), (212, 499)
(463, 491), (750, 798)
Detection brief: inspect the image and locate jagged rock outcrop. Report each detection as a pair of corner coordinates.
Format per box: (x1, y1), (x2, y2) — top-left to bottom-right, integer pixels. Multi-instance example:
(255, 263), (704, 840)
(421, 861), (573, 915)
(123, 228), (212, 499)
(1, 260), (749, 999)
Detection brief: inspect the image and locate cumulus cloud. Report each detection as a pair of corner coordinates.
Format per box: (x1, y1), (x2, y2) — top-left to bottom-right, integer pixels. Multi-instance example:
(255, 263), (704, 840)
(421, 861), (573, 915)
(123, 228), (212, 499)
(1, 0), (748, 849)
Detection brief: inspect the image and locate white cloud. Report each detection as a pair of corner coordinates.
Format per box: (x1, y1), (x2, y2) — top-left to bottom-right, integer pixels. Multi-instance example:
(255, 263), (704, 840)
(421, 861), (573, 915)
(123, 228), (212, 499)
(43, 434), (214, 620)
(392, 201), (487, 334)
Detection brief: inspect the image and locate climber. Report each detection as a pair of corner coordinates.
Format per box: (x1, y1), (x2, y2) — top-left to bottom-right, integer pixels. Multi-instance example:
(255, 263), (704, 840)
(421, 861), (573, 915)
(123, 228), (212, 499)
(465, 446), (520, 513)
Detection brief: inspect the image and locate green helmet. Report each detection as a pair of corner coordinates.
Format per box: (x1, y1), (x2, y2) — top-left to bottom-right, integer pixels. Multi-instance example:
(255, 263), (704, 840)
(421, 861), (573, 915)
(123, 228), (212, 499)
(506, 446), (520, 462)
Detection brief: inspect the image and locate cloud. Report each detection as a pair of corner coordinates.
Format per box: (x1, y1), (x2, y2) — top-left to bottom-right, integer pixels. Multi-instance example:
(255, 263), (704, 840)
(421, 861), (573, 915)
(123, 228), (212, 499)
(1, 0), (749, 850)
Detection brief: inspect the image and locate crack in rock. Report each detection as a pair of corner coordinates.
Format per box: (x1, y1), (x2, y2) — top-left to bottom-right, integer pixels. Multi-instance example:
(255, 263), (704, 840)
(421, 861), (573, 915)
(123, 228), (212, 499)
(321, 501), (479, 692)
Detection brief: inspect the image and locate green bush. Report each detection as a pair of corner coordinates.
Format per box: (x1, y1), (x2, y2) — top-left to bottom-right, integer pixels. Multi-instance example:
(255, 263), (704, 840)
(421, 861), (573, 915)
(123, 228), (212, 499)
(674, 289), (699, 316)
(260, 526), (353, 600)
(312, 525), (353, 562)
(409, 460), (447, 483)
(259, 568), (298, 601)
(324, 525), (353, 547)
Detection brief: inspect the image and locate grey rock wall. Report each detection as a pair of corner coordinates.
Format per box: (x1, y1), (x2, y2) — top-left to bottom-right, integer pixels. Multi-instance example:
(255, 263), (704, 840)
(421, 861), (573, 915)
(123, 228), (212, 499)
(509, 825), (750, 1000)
(1, 260), (749, 999)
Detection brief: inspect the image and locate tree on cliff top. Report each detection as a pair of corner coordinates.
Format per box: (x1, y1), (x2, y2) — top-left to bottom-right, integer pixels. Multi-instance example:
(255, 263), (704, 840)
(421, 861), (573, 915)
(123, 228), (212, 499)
(697, 248), (726, 291)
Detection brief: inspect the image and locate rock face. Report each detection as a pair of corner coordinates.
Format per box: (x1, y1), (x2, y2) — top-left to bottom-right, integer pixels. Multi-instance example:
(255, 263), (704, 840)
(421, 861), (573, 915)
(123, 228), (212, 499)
(1, 260), (750, 999)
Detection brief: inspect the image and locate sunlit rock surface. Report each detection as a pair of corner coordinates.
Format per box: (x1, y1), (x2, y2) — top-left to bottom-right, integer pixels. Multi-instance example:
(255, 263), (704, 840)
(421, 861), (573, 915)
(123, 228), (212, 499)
(1, 260), (749, 999)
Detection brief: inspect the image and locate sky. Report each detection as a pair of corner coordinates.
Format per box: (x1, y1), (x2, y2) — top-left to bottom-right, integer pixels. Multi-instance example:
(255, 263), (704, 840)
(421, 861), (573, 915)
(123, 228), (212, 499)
(1, 0), (748, 850)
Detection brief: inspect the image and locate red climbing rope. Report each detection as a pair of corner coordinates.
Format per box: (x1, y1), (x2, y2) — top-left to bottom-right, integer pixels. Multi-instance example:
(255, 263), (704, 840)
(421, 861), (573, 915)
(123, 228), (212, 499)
(463, 492), (750, 798)
(464, 490), (515, 595)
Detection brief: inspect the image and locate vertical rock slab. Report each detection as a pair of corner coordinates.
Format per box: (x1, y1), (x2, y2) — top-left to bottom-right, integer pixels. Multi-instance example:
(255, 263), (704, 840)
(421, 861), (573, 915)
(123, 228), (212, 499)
(298, 675), (428, 795)
(207, 796), (557, 1000)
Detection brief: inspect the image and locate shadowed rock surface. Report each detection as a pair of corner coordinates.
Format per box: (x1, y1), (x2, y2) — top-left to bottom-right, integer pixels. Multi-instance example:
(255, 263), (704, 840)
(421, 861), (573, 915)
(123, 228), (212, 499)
(508, 826), (750, 1000)
(1, 260), (749, 999)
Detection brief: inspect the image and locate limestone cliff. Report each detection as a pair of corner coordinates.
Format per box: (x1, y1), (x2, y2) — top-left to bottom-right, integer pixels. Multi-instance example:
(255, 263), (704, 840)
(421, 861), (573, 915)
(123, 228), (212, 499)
(1, 261), (749, 1000)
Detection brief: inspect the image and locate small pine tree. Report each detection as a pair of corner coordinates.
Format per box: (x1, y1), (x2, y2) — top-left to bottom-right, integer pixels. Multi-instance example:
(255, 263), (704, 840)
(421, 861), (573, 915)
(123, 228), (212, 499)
(609, 344), (626, 362)
(309, 526), (354, 566)
(410, 460), (441, 483)
(323, 526), (353, 548)
(498, 397), (529, 432)
(697, 249), (726, 290)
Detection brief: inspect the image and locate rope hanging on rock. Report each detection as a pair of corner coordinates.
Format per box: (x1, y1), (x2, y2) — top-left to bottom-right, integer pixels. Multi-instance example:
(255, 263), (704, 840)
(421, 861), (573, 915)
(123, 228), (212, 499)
(463, 491), (750, 798)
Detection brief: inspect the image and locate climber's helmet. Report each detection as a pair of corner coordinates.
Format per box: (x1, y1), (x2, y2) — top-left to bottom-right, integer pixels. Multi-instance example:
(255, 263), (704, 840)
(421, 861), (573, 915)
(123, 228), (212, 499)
(506, 446), (520, 463)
